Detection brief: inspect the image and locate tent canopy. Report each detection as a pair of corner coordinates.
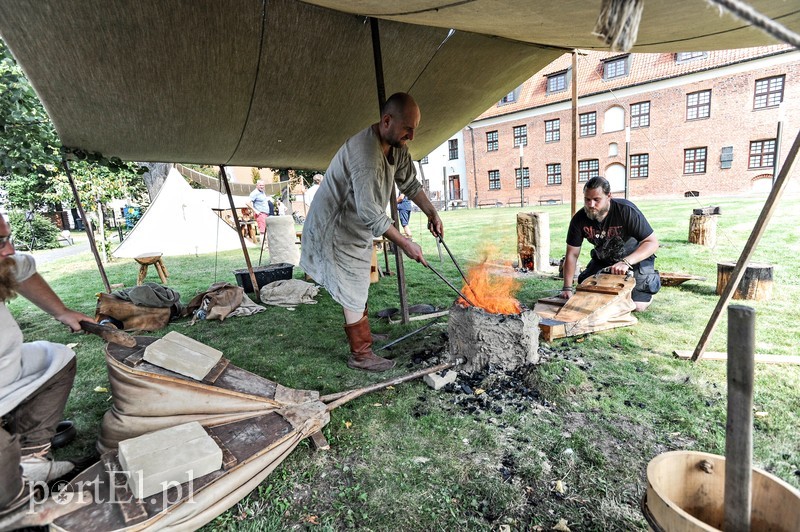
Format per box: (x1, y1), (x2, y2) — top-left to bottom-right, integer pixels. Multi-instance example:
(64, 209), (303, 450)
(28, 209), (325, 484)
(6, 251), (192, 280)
(0, 0), (794, 170)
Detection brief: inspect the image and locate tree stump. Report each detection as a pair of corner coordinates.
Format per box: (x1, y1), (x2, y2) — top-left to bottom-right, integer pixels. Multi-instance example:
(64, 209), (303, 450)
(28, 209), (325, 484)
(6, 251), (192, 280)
(716, 262), (773, 301)
(689, 214), (718, 247)
(517, 212), (550, 272)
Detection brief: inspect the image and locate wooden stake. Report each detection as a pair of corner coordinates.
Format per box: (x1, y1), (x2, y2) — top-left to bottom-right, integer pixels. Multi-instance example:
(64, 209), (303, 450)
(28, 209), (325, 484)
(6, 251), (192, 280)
(691, 128), (800, 361)
(219, 165), (260, 302)
(62, 157), (111, 293)
(724, 305), (754, 532)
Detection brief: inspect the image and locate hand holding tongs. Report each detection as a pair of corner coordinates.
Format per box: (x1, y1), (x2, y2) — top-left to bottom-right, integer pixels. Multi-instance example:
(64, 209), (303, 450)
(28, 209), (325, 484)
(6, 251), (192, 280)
(424, 230), (476, 307)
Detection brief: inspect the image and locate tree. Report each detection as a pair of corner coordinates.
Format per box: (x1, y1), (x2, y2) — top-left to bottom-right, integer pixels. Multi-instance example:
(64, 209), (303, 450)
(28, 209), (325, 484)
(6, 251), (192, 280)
(0, 38), (60, 208)
(1, 38), (147, 216)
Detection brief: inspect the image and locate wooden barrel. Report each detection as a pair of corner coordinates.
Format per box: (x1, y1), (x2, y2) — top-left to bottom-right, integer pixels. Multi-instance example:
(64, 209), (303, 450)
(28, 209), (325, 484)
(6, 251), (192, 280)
(643, 451), (800, 531)
(716, 262), (773, 300)
(688, 214), (718, 246)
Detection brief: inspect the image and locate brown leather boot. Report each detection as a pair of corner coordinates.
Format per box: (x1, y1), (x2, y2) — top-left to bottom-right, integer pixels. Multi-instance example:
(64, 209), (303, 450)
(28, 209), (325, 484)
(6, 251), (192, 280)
(344, 316), (395, 372)
(363, 306), (389, 341)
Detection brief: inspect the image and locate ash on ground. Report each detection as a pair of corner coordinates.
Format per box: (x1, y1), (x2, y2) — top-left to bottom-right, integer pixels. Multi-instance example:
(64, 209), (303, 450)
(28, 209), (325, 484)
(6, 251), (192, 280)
(407, 342), (592, 420)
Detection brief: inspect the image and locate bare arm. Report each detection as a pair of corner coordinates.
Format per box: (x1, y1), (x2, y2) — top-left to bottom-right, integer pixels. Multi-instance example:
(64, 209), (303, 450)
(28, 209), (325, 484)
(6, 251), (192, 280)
(560, 244), (581, 299)
(16, 273), (93, 332)
(608, 232), (659, 275)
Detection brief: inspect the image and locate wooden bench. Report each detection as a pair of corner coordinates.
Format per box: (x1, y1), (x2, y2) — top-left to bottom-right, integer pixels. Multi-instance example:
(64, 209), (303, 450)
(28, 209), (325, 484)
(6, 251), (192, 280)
(506, 197), (529, 207)
(477, 199), (502, 208)
(538, 194), (563, 205)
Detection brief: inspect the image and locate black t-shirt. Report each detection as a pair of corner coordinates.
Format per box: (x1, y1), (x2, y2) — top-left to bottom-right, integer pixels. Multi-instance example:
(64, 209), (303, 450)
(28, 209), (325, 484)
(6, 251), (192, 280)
(566, 198), (654, 266)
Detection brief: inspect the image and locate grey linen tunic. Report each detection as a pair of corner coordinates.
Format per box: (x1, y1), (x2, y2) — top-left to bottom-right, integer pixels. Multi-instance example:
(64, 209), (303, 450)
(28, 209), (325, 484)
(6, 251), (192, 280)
(300, 126), (423, 311)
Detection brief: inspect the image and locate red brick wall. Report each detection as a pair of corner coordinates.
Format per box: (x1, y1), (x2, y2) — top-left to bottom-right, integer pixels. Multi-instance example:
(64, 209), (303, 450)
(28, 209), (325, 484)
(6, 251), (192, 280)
(466, 59), (799, 204)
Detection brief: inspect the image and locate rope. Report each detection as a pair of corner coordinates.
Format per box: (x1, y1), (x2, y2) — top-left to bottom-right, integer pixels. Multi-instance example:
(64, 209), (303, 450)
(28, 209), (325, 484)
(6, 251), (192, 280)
(707, 0), (800, 49)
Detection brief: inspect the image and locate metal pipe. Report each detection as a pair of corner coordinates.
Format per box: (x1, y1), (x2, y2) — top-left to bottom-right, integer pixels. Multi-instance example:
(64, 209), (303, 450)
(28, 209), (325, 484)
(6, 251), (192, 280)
(376, 317), (443, 352)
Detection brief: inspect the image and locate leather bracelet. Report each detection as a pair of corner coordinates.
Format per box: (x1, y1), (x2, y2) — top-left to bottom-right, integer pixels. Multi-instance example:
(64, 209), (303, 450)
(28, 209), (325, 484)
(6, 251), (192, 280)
(562, 286), (574, 292)
(622, 258), (632, 268)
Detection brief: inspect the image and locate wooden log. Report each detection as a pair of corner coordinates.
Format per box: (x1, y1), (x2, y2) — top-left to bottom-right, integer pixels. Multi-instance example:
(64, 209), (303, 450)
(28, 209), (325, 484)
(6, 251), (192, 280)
(517, 212), (550, 272)
(716, 262), (773, 301)
(688, 214), (718, 246)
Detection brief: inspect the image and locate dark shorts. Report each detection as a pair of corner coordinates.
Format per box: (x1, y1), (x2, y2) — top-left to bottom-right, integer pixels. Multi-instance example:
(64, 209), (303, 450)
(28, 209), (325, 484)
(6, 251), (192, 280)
(579, 259), (661, 302)
(398, 209), (410, 227)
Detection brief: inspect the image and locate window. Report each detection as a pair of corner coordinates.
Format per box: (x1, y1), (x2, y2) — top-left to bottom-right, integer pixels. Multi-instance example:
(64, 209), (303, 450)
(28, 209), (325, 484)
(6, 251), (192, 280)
(488, 170), (501, 190)
(754, 75), (784, 109)
(499, 87), (519, 105)
(513, 125), (528, 147)
(749, 139), (776, 169)
(448, 139), (458, 160)
(686, 90), (711, 120)
(579, 112), (596, 137)
(578, 159), (599, 182)
(486, 131), (498, 151)
(545, 119), (560, 142)
(720, 146), (734, 169)
(547, 71), (568, 94)
(420, 156), (429, 164)
(631, 101), (650, 128)
(604, 55), (630, 80)
(684, 147), (707, 174)
(676, 51), (707, 63)
(630, 154), (649, 178)
(546, 163), (562, 185)
(515, 167), (530, 188)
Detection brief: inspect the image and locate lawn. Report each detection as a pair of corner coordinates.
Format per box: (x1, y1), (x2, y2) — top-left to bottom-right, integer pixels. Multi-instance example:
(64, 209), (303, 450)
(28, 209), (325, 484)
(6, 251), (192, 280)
(9, 192), (800, 531)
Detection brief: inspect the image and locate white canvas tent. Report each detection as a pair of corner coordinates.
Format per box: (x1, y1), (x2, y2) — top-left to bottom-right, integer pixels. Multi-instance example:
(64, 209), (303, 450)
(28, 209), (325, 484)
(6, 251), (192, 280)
(113, 169), (247, 258)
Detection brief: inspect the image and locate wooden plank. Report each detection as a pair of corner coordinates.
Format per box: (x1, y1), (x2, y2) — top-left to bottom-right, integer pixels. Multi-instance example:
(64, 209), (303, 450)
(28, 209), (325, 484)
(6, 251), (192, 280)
(660, 271), (707, 287)
(691, 129), (800, 361)
(310, 431), (330, 451)
(674, 350), (800, 365)
(202, 357), (230, 384)
(100, 452), (149, 525)
(575, 285), (624, 295)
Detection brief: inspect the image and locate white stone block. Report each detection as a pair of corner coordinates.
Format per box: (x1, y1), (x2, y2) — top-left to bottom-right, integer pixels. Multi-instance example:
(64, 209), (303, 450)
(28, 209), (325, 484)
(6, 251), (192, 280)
(423, 370), (458, 391)
(144, 331), (223, 380)
(118, 421), (222, 499)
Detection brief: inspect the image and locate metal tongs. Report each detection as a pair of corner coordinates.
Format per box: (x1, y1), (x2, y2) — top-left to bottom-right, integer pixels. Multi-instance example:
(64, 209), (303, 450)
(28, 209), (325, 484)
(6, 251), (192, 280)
(425, 232), (477, 307)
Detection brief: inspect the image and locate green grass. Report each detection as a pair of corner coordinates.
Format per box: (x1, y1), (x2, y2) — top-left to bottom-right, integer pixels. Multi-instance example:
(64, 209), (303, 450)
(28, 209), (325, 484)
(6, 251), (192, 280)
(9, 192), (800, 531)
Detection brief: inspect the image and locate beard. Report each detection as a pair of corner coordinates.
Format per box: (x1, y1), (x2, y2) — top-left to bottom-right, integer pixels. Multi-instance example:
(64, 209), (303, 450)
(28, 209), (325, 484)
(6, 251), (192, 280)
(0, 257), (19, 302)
(585, 204), (610, 221)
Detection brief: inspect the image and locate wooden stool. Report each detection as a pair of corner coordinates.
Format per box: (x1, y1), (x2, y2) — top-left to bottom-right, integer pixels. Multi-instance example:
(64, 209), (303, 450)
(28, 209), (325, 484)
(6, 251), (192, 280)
(135, 253), (169, 285)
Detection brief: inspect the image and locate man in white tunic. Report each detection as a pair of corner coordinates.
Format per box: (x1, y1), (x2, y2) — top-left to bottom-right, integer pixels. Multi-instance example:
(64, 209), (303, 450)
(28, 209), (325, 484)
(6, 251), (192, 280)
(0, 215), (93, 515)
(300, 93), (443, 372)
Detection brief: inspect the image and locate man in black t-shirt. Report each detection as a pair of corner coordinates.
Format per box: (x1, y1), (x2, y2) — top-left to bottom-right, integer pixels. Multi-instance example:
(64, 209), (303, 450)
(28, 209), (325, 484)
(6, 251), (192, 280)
(560, 177), (660, 311)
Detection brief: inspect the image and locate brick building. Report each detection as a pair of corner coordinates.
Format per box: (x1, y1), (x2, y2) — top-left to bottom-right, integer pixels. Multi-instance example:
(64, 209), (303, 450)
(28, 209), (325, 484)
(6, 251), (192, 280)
(422, 45), (799, 207)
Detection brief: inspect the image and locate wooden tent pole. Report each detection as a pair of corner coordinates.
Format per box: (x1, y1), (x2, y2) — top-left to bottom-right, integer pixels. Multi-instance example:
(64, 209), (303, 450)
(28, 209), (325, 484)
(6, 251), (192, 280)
(370, 17), (410, 325)
(219, 165), (260, 302)
(691, 128), (800, 361)
(62, 157), (111, 293)
(570, 50), (578, 215)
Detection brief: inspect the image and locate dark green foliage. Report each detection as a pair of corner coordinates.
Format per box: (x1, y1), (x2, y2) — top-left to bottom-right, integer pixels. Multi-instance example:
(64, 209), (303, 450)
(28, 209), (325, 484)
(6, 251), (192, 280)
(7, 210), (60, 249)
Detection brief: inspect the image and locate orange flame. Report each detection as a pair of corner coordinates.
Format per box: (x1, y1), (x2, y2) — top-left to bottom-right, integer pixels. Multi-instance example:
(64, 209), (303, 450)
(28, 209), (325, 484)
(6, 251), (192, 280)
(459, 249), (522, 315)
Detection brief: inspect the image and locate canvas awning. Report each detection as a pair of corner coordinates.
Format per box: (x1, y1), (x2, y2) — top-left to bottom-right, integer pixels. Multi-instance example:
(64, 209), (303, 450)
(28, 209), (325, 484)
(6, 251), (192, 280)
(0, 0), (794, 170)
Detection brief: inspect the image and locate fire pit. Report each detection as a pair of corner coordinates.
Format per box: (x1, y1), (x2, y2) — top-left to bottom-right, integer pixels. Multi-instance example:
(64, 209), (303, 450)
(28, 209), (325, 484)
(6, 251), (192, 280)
(448, 304), (539, 373)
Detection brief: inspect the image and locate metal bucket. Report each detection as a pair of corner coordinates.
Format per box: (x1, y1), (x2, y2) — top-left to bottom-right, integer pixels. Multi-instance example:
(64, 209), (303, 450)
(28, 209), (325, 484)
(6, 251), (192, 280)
(643, 451), (800, 531)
